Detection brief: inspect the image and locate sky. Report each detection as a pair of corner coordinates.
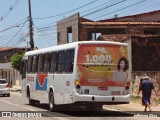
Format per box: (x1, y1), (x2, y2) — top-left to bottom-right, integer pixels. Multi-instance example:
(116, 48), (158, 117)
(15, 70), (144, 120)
(0, 0), (160, 49)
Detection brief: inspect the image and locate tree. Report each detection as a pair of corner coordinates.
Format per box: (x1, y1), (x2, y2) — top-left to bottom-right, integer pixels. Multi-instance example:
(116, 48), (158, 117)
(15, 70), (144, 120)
(10, 53), (24, 71)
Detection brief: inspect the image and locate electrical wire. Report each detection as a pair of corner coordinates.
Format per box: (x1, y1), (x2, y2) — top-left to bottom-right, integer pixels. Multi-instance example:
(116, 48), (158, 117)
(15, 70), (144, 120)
(35, 25), (56, 38)
(115, 1), (160, 19)
(0, 17), (28, 33)
(10, 34), (28, 47)
(92, 0), (145, 20)
(33, 0), (98, 19)
(80, 0), (116, 15)
(33, 25), (56, 47)
(2, 19), (28, 46)
(0, 0), (21, 22)
(81, 0), (128, 18)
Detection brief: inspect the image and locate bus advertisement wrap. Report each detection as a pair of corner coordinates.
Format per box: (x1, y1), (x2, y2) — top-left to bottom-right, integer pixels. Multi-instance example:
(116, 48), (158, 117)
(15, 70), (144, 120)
(77, 44), (129, 87)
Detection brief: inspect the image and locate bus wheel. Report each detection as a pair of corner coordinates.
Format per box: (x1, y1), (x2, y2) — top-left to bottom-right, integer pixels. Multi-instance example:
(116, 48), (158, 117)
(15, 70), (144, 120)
(27, 89), (35, 105)
(49, 91), (57, 112)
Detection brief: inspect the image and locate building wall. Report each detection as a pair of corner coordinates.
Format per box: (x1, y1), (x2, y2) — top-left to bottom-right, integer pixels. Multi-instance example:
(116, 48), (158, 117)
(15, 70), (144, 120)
(132, 37), (160, 71)
(102, 10), (160, 22)
(79, 27), (88, 41)
(0, 48), (27, 86)
(0, 48), (26, 63)
(0, 63), (21, 86)
(57, 13), (79, 44)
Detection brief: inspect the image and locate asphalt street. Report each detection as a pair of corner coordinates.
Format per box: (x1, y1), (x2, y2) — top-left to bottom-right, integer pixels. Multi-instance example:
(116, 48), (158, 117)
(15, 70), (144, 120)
(0, 92), (158, 120)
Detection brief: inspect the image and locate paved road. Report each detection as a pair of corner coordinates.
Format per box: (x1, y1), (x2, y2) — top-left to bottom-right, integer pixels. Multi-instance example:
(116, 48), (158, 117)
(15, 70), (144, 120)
(0, 92), (158, 120)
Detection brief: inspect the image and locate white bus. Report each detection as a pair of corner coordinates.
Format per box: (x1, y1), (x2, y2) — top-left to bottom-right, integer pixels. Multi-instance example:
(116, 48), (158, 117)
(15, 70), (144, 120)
(20, 41), (131, 111)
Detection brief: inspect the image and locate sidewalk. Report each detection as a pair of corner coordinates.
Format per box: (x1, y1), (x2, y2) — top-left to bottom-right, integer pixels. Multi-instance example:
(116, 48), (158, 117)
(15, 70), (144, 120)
(10, 85), (22, 92)
(104, 102), (160, 112)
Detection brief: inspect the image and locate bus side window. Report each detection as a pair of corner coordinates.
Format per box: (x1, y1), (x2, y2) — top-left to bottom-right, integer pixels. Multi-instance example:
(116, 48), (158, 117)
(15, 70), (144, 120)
(49, 52), (57, 73)
(32, 55), (38, 73)
(65, 49), (75, 73)
(27, 56), (33, 73)
(37, 54), (44, 73)
(48, 53), (51, 72)
(43, 53), (49, 73)
(57, 50), (65, 73)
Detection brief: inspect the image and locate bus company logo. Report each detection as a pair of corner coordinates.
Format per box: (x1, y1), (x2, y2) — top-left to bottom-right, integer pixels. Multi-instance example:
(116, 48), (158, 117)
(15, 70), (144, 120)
(96, 47), (107, 53)
(36, 74), (48, 91)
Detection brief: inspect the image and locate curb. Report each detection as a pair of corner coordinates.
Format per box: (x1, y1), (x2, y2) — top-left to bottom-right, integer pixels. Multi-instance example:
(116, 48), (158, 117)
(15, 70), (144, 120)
(10, 88), (22, 92)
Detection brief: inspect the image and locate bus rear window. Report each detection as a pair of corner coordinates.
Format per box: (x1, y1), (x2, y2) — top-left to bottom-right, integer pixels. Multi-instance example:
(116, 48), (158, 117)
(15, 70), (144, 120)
(65, 49), (74, 73)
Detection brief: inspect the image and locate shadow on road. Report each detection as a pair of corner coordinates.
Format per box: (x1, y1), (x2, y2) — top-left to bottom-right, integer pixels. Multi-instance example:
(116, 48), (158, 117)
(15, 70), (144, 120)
(26, 103), (134, 117)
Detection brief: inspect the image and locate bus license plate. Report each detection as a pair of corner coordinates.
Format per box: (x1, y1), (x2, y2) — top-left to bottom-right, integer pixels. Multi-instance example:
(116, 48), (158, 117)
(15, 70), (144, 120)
(111, 91), (120, 95)
(98, 87), (108, 90)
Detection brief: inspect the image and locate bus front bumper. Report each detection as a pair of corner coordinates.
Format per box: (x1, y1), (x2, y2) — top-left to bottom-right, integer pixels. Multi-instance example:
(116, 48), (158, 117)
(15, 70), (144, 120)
(73, 92), (130, 104)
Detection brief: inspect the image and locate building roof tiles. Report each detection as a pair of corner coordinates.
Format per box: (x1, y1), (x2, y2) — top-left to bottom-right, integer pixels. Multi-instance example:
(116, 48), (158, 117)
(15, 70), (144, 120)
(80, 22), (160, 26)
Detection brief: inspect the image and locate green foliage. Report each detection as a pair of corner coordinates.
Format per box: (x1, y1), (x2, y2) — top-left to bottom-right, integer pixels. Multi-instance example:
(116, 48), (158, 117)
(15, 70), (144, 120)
(10, 53), (24, 71)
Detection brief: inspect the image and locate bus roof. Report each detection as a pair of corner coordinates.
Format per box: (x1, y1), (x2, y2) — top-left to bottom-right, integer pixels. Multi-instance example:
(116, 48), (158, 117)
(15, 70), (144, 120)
(24, 41), (128, 57)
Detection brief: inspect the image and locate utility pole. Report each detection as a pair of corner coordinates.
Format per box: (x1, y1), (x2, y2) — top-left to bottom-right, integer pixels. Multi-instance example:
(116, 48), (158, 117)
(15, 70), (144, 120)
(28, 0), (34, 50)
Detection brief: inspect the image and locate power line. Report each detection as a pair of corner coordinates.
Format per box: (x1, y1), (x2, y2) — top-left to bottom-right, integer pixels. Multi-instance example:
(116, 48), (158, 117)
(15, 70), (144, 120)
(34, 0), (159, 29)
(0, 33), (26, 41)
(10, 34), (28, 47)
(35, 0), (111, 29)
(33, 25), (56, 47)
(92, 0), (145, 20)
(2, 19), (28, 46)
(81, 0), (128, 18)
(34, 25), (56, 39)
(33, 0), (98, 19)
(0, 0), (21, 22)
(37, 25), (56, 32)
(36, 21), (57, 28)
(114, 1), (160, 19)
(0, 17), (27, 33)
(81, 0), (117, 15)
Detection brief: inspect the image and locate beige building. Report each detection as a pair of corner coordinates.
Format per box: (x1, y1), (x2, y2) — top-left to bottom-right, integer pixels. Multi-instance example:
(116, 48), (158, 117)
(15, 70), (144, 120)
(0, 63), (21, 86)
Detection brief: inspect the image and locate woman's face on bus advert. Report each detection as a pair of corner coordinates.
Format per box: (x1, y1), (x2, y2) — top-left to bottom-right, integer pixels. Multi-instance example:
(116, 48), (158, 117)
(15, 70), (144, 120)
(120, 60), (125, 71)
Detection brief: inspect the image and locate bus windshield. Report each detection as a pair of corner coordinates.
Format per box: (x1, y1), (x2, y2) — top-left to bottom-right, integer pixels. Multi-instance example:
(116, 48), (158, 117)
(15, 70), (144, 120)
(77, 43), (129, 87)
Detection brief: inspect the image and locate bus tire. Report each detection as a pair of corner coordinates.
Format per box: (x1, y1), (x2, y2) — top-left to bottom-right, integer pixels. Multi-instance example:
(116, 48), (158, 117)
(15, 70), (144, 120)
(49, 91), (58, 112)
(27, 88), (35, 105)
